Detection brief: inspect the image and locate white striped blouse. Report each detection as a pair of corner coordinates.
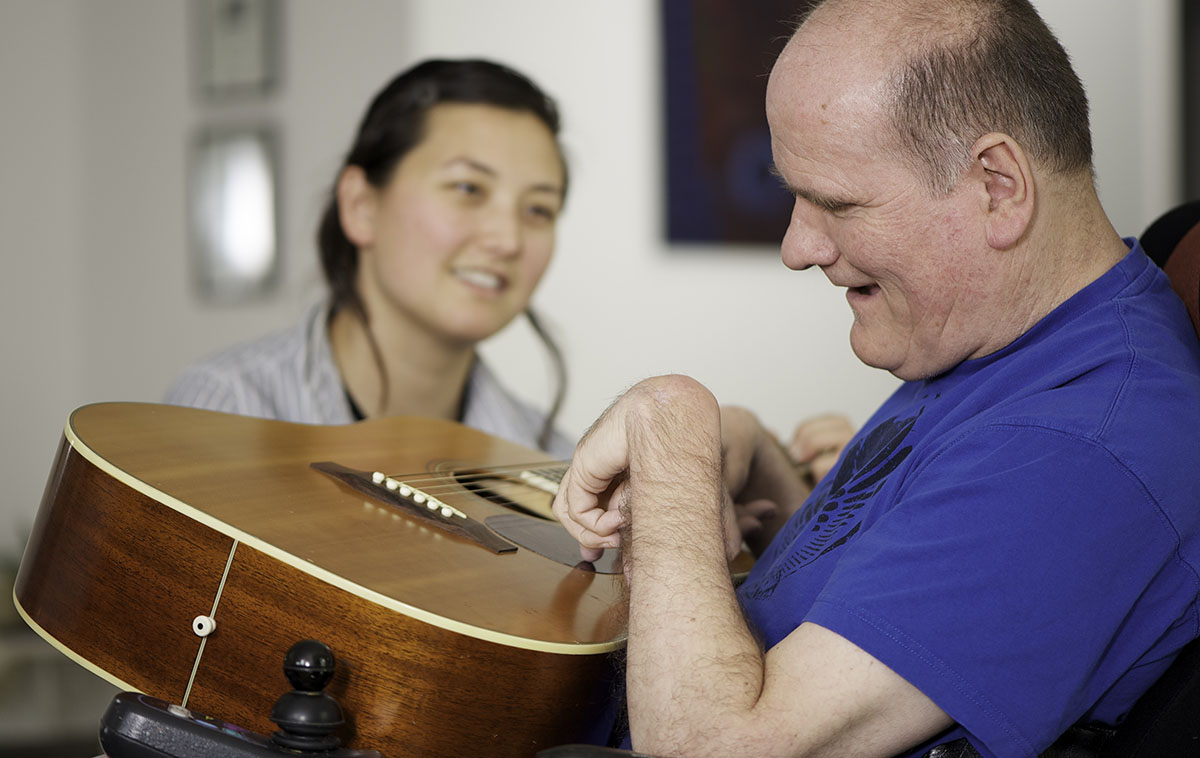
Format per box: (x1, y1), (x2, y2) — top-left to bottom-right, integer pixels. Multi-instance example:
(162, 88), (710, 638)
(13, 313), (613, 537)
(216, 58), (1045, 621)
(163, 301), (576, 460)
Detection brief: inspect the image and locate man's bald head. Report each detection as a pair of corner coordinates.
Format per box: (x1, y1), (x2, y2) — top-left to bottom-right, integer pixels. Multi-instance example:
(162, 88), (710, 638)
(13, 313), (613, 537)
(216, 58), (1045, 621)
(779, 0), (1093, 194)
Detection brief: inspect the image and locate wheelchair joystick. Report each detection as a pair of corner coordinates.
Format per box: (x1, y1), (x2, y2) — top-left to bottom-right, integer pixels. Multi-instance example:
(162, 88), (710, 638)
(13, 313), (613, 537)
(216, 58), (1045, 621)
(269, 639), (345, 752)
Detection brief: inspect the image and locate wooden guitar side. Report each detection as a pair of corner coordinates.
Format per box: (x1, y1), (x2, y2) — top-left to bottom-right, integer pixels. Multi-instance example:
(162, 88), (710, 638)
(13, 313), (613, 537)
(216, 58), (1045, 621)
(15, 402), (628, 757)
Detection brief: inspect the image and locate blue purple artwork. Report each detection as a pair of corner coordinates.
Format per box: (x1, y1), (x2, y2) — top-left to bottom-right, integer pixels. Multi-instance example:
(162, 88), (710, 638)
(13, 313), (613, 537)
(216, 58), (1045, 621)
(661, 0), (814, 245)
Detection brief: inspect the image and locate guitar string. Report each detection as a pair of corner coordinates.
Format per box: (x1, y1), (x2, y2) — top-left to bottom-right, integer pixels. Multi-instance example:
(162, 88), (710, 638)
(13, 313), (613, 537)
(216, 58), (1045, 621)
(376, 460), (568, 482)
(370, 475), (565, 502)
(355, 471), (552, 505)
(368, 446), (824, 491)
(371, 462), (570, 494)
(371, 478), (564, 504)
(359, 447), (822, 500)
(181, 538), (239, 708)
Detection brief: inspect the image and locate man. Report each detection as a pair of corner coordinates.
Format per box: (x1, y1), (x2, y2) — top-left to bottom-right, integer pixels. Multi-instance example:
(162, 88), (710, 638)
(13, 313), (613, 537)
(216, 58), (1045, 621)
(552, 1), (1200, 756)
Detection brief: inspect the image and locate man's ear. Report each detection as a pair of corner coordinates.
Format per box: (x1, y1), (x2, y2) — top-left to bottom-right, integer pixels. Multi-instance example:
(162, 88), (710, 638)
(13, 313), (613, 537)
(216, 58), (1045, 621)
(336, 165), (378, 247)
(970, 132), (1034, 250)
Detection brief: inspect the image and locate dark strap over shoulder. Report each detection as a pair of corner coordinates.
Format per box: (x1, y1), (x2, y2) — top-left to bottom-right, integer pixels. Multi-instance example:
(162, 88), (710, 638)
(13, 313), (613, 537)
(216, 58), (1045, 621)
(924, 723), (1115, 758)
(924, 739), (984, 758)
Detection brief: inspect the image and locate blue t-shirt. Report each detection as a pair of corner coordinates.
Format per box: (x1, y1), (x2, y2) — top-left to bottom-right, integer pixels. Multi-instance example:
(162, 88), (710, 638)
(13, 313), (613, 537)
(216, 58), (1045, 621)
(738, 243), (1200, 757)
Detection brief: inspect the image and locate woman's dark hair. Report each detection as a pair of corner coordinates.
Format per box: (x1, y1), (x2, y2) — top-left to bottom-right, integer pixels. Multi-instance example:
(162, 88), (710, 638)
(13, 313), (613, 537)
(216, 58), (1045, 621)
(316, 59), (569, 448)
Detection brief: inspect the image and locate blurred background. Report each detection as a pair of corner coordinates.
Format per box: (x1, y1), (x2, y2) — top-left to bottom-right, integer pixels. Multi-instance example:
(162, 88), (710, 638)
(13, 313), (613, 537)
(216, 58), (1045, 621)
(0, 0), (1188, 754)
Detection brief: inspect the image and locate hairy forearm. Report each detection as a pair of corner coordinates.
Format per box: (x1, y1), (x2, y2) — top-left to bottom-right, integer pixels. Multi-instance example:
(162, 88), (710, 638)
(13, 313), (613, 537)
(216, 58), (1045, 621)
(556, 377), (945, 756)
(626, 509), (767, 754)
(619, 378), (771, 754)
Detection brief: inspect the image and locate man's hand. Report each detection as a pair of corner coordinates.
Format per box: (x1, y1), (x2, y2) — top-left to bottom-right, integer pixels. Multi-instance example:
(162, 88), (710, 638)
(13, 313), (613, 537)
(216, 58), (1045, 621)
(788, 412), (856, 484)
(552, 375), (726, 564)
(551, 394), (634, 563)
(720, 405), (778, 547)
(721, 405), (815, 555)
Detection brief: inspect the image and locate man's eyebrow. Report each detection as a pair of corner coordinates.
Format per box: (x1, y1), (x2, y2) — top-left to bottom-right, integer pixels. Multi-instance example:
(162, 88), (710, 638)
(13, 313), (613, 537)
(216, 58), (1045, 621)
(768, 164), (851, 211)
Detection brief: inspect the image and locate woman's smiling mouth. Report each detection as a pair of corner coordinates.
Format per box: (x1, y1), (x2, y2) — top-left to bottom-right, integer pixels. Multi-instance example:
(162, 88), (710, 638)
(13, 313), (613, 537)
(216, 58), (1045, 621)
(453, 266), (506, 294)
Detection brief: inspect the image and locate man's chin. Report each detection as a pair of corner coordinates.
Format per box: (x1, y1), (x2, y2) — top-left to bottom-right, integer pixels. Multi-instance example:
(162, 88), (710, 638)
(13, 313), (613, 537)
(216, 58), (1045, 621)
(849, 337), (928, 381)
(849, 331), (895, 372)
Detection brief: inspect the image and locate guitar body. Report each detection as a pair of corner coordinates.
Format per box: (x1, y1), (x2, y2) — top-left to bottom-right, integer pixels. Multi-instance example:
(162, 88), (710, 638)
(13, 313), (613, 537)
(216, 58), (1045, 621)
(15, 402), (629, 757)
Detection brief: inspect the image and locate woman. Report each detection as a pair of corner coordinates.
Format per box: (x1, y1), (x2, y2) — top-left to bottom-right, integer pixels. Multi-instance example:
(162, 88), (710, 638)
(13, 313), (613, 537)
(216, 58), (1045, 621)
(165, 59), (574, 458)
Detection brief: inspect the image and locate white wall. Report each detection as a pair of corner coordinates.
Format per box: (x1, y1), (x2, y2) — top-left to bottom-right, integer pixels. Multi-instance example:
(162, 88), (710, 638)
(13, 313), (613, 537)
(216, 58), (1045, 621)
(0, 0), (1184, 549)
(1, 1), (84, 549)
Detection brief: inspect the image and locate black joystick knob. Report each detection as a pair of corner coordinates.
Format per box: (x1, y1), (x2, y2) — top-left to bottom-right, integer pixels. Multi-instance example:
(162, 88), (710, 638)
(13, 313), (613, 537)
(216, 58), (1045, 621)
(269, 639), (345, 752)
(283, 639), (337, 691)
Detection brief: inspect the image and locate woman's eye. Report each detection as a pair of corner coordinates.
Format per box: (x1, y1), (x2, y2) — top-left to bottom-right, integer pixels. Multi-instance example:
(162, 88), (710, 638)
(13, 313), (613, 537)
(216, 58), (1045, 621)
(451, 181), (483, 197)
(527, 204), (558, 222)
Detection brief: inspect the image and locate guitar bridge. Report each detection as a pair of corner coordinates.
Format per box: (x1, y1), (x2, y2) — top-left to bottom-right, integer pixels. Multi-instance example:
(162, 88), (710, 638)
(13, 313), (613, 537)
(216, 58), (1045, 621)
(371, 470), (467, 520)
(310, 461), (518, 554)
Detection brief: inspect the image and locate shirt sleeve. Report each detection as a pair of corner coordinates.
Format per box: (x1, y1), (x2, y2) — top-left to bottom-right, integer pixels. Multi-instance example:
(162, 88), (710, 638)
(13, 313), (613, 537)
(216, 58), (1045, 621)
(163, 364), (250, 415)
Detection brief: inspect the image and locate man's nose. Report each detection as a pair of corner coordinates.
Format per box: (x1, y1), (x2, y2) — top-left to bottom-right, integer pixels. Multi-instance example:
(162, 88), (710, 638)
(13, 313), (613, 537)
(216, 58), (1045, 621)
(780, 202), (837, 271)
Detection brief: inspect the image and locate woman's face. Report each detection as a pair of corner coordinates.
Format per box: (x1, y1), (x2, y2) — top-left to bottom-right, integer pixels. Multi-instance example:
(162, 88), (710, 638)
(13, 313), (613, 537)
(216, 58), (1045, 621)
(352, 103), (565, 347)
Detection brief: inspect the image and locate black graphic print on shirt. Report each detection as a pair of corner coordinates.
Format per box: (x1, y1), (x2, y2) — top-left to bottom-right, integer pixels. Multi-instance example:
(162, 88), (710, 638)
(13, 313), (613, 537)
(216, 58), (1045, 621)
(743, 411), (921, 600)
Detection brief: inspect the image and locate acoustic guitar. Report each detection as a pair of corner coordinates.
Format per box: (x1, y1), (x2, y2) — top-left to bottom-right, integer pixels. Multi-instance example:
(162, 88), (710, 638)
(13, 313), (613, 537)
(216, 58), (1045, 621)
(15, 402), (657, 757)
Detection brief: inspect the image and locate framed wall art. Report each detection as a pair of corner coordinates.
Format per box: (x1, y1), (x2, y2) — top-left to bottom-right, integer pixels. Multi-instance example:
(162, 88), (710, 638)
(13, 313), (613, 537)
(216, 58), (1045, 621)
(193, 0), (280, 100)
(661, 0), (815, 245)
(188, 126), (280, 302)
